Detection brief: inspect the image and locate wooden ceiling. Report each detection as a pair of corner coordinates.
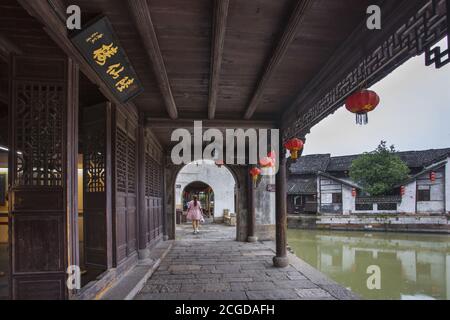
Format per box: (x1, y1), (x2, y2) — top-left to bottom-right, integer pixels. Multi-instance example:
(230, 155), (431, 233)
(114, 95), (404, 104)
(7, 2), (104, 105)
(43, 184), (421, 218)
(60, 0), (378, 121)
(0, 0), (396, 147)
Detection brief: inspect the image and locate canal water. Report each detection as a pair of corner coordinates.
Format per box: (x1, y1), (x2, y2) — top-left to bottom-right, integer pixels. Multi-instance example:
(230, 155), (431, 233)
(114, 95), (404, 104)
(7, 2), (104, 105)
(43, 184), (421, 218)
(287, 229), (450, 300)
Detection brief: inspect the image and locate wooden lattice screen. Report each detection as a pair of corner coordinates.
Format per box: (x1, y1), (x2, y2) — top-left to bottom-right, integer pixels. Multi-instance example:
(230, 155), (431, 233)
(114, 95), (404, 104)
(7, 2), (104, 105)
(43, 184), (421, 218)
(114, 107), (138, 264)
(144, 133), (164, 243)
(15, 82), (64, 187)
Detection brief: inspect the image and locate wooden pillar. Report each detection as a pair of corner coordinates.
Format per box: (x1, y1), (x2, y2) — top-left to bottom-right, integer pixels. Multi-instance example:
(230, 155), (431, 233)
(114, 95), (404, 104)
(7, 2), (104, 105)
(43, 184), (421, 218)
(247, 176), (258, 242)
(273, 139), (289, 268)
(137, 113), (149, 259)
(162, 164), (169, 241)
(67, 59), (80, 297)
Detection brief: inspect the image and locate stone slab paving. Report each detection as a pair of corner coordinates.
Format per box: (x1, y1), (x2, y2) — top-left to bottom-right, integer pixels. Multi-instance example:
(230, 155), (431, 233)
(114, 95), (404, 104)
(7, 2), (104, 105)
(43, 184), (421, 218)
(135, 223), (359, 300)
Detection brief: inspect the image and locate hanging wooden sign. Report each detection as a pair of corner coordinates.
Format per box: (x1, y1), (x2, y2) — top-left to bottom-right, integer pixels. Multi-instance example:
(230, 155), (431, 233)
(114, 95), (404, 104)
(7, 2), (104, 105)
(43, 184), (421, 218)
(70, 16), (143, 103)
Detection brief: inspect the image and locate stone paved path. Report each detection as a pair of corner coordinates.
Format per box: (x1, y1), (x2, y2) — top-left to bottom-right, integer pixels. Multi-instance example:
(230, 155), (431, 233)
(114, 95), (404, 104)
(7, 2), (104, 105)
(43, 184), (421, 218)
(135, 223), (358, 300)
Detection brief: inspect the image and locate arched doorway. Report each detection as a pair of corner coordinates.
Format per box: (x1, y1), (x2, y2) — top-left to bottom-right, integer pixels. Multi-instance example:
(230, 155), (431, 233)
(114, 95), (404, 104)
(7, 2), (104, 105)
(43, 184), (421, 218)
(182, 181), (215, 219)
(174, 160), (238, 238)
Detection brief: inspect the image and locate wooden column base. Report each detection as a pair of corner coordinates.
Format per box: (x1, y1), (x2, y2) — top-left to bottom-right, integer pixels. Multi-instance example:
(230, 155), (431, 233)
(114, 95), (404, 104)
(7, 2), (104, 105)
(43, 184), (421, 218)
(247, 236), (258, 243)
(273, 256), (289, 268)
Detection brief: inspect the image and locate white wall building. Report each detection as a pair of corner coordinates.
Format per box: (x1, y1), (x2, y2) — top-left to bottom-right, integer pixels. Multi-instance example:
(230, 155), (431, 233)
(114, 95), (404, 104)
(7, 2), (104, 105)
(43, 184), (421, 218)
(288, 149), (450, 216)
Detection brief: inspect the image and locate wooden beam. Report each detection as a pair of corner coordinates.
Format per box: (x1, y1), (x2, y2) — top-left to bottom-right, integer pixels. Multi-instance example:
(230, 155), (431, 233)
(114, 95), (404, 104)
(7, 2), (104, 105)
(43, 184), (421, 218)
(146, 118), (277, 129)
(281, 0), (428, 135)
(127, 0), (178, 120)
(17, 0), (138, 111)
(273, 136), (288, 268)
(208, 0), (229, 120)
(243, 0), (312, 120)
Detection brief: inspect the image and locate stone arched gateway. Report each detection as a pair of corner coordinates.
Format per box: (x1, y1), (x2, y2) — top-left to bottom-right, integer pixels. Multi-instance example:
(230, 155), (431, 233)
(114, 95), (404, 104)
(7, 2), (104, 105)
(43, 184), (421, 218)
(165, 160), (276, 242)
(175, 160), (236, 223)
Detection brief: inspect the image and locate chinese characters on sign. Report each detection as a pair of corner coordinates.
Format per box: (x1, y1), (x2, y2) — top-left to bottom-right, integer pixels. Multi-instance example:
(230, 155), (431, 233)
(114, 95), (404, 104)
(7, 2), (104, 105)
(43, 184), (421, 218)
(70, 16), (143, 103)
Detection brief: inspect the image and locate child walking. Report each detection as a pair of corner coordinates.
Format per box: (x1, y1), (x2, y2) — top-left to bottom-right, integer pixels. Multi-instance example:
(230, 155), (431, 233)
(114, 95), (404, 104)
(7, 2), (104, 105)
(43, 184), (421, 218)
(186, 195), (203, 234)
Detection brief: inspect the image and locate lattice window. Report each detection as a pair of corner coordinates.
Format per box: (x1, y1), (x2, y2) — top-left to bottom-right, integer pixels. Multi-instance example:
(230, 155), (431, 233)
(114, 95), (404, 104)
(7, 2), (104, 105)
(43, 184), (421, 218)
(116, 126), (137, 194)
(15, 82), (64, 186)
(116, 128), (128, 193)
(378, 203), (397, 211)
(145, 153), (163, 198)
(127, 137), (136, 193)
(145, 153), (151, 197)
(83, 128), (106, 193)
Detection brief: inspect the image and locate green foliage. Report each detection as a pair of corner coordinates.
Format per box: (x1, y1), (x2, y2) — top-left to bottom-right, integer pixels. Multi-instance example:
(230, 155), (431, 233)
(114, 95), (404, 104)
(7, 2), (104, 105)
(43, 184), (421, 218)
(350, 141), (410, 196)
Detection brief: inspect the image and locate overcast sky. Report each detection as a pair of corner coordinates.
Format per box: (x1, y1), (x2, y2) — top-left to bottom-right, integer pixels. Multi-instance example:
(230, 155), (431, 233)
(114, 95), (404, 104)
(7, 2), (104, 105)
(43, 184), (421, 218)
(303, 38), (450, 156)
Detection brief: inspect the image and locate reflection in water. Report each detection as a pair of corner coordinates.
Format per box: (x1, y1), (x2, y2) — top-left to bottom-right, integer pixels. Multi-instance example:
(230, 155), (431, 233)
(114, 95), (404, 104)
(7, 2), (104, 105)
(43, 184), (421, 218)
(287, 229), (450, 300)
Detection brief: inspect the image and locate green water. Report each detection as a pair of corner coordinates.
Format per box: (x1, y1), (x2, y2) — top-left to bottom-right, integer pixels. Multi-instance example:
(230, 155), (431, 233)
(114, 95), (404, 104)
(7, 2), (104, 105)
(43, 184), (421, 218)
(287, 229), (450, 300)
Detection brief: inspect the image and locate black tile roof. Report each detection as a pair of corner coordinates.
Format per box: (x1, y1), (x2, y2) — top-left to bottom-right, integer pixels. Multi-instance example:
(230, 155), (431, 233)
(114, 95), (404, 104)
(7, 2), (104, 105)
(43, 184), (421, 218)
(290, 148), (450, 174)
(289, 154), (331, 175)
(287, 178), (317, 195)
(327, 155), (359, 172)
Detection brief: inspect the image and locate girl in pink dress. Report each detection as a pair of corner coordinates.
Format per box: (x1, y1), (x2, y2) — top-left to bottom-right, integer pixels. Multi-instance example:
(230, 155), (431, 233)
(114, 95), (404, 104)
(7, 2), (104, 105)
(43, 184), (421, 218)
(186, 196), (203, 234)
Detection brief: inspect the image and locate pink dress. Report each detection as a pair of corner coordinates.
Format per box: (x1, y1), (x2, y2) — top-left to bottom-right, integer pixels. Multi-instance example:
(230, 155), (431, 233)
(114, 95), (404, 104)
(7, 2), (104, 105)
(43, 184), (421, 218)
(186, 200), (203, 221)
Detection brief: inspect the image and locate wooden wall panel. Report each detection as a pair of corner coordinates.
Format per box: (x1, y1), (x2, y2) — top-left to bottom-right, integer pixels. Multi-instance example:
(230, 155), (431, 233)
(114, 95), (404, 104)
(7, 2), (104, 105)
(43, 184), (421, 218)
(113, 106), (138, 265)
(9, 56), (70, 300)
(144, 130), (164, 247)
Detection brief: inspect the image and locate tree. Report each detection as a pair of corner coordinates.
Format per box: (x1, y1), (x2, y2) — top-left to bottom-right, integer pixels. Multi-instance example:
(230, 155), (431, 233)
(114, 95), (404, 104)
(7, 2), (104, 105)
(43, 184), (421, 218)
(350, 141), (410, 196)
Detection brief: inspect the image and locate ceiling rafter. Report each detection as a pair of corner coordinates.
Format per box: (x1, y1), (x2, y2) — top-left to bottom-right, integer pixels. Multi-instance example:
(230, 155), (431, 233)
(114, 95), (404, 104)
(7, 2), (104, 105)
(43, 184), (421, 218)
(243, 0), (313, 120)
(146, 118), (276, 129)
(280, 0), (431, 137)
(208, 0), (230, 120)
(127, 0), (178, 120)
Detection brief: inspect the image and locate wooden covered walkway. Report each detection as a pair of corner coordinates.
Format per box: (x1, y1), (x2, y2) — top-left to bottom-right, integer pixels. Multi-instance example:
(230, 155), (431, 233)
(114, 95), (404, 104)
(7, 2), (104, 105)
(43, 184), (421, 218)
(134, 223), (358, 300)
(0, 0), (447, 300)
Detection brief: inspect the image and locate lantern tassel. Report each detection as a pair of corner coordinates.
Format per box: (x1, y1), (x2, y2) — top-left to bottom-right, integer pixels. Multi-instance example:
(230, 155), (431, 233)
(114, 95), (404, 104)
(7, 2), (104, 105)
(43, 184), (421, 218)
(356, 113), (368, 125)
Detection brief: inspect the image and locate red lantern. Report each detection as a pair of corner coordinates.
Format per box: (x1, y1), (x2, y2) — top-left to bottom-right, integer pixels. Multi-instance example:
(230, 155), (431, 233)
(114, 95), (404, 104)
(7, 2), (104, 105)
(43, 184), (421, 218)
(430, 171), (436, 182)
(345, 89), (380, 125)
(259, 151), (276, 168)
(284, 138), (304, 160)
(259, 157), (274, 168)
(400, 186), (406, 196)
(249, 167), (261, 187)
(352, 188), (357, 197)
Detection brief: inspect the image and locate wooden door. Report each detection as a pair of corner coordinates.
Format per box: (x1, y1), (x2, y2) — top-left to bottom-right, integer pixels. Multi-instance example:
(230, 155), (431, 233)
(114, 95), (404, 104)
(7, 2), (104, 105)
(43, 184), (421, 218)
(9, 56), (69, 299)
(114, 107), (138, 265)
(82, 103), (108, 270)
